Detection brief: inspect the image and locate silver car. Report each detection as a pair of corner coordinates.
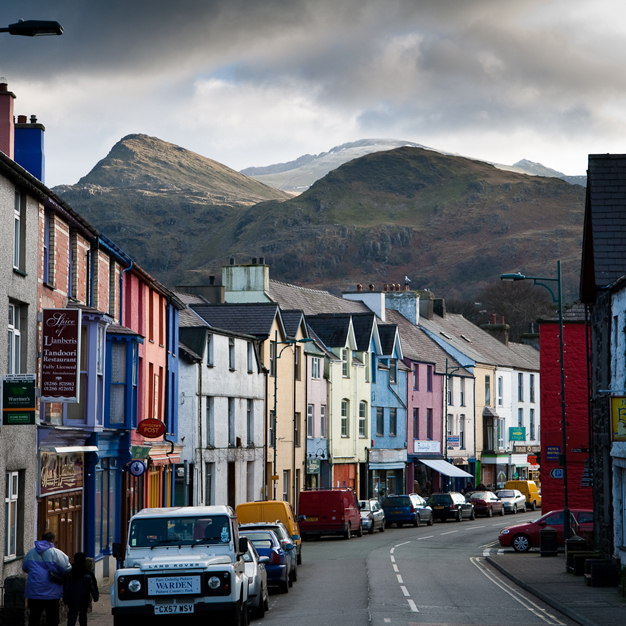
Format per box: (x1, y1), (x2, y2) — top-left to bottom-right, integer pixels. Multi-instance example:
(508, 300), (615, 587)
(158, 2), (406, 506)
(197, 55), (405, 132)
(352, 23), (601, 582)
(359, 499), (386, 533)
(243, 541), (270, 618)
(496, 489), (527, 514)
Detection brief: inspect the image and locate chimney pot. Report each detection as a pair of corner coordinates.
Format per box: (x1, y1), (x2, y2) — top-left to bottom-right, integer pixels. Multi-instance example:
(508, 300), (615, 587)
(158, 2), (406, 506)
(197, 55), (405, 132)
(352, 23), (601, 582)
(30, 115), (37, 124)
(0, 83), (7, 93)
(209, 275), (215, 285)
(17, 115), (27, 124)
(491, 313), (497, 324)
(369, 284), (375, 292)
(500, 315), (505, 324)
(252, 257), (258, 264)
(383, 284), (388, 292)
(357, 284), (362, 292)
(396, 284), (401, 291)
(230, 257), (235, 265)
(259, 256), (265, 264)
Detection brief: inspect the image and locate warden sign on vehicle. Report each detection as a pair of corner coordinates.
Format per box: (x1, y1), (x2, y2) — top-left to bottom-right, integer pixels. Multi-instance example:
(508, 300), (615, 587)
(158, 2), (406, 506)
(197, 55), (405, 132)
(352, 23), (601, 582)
(148, 576), (201, 596)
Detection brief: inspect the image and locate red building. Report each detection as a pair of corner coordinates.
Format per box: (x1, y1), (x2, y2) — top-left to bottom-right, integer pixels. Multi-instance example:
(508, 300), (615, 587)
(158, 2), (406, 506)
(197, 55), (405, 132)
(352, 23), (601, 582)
(539, 303), (592, 514)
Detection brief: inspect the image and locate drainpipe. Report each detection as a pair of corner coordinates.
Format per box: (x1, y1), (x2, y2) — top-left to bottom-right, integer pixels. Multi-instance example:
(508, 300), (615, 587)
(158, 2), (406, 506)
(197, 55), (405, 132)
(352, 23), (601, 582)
(197, 342), (203, 505)
(120, 259), (133, 324)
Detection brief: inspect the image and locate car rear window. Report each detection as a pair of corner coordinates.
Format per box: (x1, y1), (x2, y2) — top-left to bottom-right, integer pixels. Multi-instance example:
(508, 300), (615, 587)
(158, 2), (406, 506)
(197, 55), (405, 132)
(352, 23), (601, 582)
(359, 501), (371, 511)
(428, 494), (452, 504)
(383, 496), (411, 507)
(497, 490), (515, 497)
(468, 492), (490, 500)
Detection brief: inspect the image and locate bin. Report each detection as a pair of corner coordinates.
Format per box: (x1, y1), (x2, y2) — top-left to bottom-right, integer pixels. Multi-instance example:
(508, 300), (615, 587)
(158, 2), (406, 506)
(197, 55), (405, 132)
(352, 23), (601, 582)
(540, 526), (558, 557)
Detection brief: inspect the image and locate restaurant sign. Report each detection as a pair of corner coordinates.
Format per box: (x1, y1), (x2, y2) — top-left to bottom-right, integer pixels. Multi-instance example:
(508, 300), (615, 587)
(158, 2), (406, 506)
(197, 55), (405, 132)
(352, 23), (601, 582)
(610, 396), (626, 442)
(509, 427), (526, 441)
(41, 308), (82, 403)
(40, 451), (83, 496)
(2, 374), (36, 425)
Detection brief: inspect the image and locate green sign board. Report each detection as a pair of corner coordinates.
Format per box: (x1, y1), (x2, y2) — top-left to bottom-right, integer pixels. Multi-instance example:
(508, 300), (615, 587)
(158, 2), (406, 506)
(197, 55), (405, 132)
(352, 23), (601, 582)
(306, 458), (321, 475)
(509, 426), (526, 442)
(2, 375), (36, 425)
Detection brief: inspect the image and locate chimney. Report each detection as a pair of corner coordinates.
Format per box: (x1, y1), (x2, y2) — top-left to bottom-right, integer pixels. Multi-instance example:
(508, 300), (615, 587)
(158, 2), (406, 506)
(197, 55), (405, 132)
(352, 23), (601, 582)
(259, 257), (265, 264)
(383, 284), (389, 292)
(500, 315), (505, 325)
(404, 284), (409, 291)
(433, 298), (446, 318)
(0, 79), (16, 159)
(15, 110), (46, 182)
(230, 257), (235, 265)
(369, 284), (375, 292)
(491, 313), (497, 324)
(418, 290), (434, 321)
(356, 284), (363, 292)
(176, 284), (225, 305)
(480, 319), (510, 346)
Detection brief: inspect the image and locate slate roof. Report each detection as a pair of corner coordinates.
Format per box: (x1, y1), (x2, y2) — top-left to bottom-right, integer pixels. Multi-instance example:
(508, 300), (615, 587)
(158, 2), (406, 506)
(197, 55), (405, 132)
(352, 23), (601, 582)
(418, 311), (539, 371)
(106, 324), (143, 337)
(179, 341), (202, 363)
(176, 292), (209, 306)
(281, 310), (306, 339)
(350, 313), (377, 351)
(581, 154), (626, 303)
(378, 324), (398, 356)
(538, 301), (587, 324)
(268, 280), (370, 315)
(306, 325), (340, 361)
(385, 309), (470, 376)
(306, 314), (351, 348)
(190, 303), (281, 339)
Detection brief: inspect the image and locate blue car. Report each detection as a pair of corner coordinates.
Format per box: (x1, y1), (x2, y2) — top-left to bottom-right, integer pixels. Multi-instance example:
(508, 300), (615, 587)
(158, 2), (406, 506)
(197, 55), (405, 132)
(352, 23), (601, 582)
(382, 494), (434, 528)
(239, 529), (293, 594)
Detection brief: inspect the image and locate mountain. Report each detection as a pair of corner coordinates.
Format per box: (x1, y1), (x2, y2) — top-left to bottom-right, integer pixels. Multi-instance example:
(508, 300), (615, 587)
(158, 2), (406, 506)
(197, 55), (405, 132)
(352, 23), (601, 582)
(242, 139), (586, 192)
(53, 134), (289, 279)
(54, 138), (586, 301)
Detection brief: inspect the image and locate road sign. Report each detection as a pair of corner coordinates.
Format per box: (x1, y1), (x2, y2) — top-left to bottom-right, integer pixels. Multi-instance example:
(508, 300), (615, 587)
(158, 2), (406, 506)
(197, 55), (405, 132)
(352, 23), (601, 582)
(549, 468), (564, 479)
(571, 448), (589, 453)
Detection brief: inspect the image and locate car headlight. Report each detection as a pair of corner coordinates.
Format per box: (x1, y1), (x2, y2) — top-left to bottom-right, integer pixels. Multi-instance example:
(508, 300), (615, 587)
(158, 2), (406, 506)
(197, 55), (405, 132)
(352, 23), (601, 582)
(501, 529), (510, 535)
(208, 576), (221, 589)
(128, 579), (142, 593)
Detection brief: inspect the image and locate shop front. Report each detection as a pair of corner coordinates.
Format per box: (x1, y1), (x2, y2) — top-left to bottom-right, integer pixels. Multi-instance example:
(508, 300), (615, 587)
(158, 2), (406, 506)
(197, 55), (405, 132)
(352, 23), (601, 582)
(417, 458), (473, 494)
(368, 449), (407, 499)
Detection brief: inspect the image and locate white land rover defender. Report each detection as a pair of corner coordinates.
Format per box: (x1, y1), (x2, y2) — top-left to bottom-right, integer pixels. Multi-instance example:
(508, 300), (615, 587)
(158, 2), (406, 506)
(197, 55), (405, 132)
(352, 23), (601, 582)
(111, 506), (249, 625)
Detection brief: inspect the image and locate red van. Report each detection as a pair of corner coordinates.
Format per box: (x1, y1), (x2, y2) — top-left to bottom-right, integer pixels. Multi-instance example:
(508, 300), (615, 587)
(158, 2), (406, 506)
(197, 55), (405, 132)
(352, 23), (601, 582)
(298, 489), (362, 539)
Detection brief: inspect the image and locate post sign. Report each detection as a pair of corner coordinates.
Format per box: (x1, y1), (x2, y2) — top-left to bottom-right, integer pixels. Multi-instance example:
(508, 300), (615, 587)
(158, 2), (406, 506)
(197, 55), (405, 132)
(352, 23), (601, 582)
(41, 308), (82, 403)
(509, 427), (526, 441)
(40, 451), (84, 496)
(2, 374), (36, 425)
(137, 418), (166, 438)
(610, 396), (626, 442)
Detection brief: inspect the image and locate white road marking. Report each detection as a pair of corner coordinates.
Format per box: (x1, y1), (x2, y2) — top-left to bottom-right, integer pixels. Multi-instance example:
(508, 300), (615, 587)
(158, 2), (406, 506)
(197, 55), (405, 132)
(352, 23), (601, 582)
(390, 547), (395, 554)
(471, 557), (565, 625)
(440, 530), (458, 535)
(407, 599), (418, 612)
(397, 574), (404, 584)
(390, 555), (395, 563)
(395, 541), (410, 547)
(497, 549), (504, 555)
(393, 564), (399, 572)
(417, 535), (433, 540)
(401, 585), (410, 597)
(384, 619), (391, 623)
(465, 525), (485, 530)
(478, 541), (499, 548)
(483, 549), (491, 556)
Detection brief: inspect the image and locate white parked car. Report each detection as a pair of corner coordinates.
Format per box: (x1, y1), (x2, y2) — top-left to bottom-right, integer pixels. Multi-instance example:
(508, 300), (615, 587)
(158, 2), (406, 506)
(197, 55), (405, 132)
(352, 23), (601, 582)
(243, 541), (269, 618)
(496, 489), (527, 514)
(359, 499), (386, 533)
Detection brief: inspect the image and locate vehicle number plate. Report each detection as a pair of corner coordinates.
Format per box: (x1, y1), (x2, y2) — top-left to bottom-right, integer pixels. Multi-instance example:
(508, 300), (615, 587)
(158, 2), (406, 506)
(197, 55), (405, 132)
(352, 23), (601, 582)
(306, 516), (318, 522)
(154, 604), (194, 614)
(391, 511), (401, 514)
(434, 505), (444, 509)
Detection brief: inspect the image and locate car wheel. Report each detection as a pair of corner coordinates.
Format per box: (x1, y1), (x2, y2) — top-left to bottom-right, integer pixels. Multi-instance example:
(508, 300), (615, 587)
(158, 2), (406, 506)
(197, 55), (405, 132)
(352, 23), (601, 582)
(470, 507), (476, 521)
(427, 514), (434, 526)
(487, 507), (493, 518)
(513, 504), (517, 514)
(263, 593), (270, 612)
(288, 571), (293, 587)
(512, 534), (531, 552)
(531, 501), (537, 511)
(456, 509), (462, 522)
(380, 522), (386, 532)
(230, 600), (244, 626)
(344, 524), (352, 540)
(500, 506), (505, 516)
(414, 515), (420, 528)
(279, 578), (289, 594)
(369, 524), (375, 534)
(292, 566), (298, 582)
(253, 595), (265, 619)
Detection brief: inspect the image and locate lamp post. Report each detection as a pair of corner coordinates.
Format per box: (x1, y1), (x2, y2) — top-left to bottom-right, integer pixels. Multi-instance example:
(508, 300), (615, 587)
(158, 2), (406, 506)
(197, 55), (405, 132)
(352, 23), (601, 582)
(501, 260), (570, 539)
(271, 331), (314, 500)
(444, 359), (473, 492)
(0, 20), (64, 37)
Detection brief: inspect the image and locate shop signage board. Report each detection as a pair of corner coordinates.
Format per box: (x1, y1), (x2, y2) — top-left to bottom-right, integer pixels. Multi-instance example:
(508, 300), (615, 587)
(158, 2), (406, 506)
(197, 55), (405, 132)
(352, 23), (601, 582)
(41, 308), (82, 403)
(509, 427), (526, 441)
(447, 435), (460, 447)
(369, 448), (408, 463)
(306, 458), (320, 475)
(610, 396), (626, 442)
(546, 446), (561, 461)
(414, 440), (441, 453)
(2, 374), (36, 425)
(137, 418), (166, 438)
(40, 451), (84, 496)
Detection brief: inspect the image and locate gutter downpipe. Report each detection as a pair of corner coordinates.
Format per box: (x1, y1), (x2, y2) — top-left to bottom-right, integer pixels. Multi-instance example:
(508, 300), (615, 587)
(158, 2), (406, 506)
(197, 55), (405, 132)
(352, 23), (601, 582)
(120, 259), (133, 324)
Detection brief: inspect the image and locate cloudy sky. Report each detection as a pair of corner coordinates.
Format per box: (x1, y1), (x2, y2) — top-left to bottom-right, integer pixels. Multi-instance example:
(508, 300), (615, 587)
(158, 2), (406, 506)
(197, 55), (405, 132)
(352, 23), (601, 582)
(2, 0), (625, 186)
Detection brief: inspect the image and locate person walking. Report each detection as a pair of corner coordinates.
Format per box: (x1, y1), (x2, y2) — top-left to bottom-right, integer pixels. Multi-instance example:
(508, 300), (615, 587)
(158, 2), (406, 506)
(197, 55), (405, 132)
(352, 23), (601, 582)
(22, 531), (71, 626)
(64, 552), (99, 626)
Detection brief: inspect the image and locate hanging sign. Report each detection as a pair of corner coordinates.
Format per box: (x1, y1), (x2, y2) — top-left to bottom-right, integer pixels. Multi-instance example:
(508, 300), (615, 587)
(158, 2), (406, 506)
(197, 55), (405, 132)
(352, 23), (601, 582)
(41, 308), (82, 403)
(2, 374), (36, 425)
(509, 427), (526, 441)
(610, 396), (626, 442)
(129, 460), (146, 477)
(137, 418), (166, 438)
(306, 458), (320, 475)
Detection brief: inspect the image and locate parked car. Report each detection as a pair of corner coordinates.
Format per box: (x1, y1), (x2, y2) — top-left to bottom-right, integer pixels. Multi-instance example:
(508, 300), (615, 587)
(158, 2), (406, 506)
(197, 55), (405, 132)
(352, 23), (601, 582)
(242, 540), (269, 618)
(465, 491), (505, 517)
(427, 492), (475, 522)
(359, 499), (386, 533)
(504, 480), (542, 511)
(239, 522), (297, 584)
(236, 500), (302, 564)
(496, 489), (527, 514)
(299, 489), (362, 539)
(381, 494), (434, 528)
(498, 508), (593, 552)
(239, 529), (293, 594)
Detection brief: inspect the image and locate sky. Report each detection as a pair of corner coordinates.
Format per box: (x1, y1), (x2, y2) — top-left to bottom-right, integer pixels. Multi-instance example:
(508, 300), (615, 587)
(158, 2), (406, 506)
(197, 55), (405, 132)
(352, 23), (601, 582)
(2, 0), (626, 187)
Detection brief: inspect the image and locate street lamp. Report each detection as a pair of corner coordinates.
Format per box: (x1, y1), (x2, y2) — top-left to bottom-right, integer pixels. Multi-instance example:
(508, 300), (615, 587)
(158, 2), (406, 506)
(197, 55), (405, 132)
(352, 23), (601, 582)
(501, 260), (570, 539)
(0, 20), (64, 37)
(444, 359), (473, 492)
(271, 332), (315, 500)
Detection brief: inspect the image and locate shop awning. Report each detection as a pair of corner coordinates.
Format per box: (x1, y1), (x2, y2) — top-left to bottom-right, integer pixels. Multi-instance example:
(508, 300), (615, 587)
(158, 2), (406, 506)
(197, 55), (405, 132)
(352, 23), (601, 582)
(369, 462), (406, 470)
(40, 446), (99, 454)
(418, 458), (473, 478)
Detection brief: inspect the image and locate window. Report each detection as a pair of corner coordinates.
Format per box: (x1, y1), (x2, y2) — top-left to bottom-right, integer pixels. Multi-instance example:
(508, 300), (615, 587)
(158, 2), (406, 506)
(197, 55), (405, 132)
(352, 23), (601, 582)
(7, 303), (21, 374)
(97, 326), (105, 375)
(460, 415), (465, 449)
(413, 408), (419, 439)
(282, 470), (290, 502)
(497, 418), (505, 450)
(5, 472), (19, 559)
(320, 405), (327, 438)
(530, 409), (535, 440)
(206, 397), (214, 447)
(498, 376), (503, 406)
(307, 404), (314, 437)
(229, 337), (235, 370)
(206, 334), (214, 366)
(247, 400), (254, 445)
(269, 410), (276, 447)
(342, 349), (349, 377)
(485, 376), (491, 405)
(371, 353), (377, 383)
(530, 374), (535, 403)
(426, 408), (433, 440)
(148, 290), (154, 342)
(43, 211), (51, 284)
(13, 192), (21, 270)
(67, 326), (87, 421)
(460, 378), (465, 406)
(341, 400), (349, 437)
(205, 463), (214, 505)
(447, 414), (453, 439)
(94, 457), (117, 556)
(108, 261), (116, 316)
(228, 398), (235, 446)
(68, 232), (75, 298)
(389, 408), (397, 436)
(427, 366), (433, 392)
(311, 357), (320, 379)
(518, 408), (524, 428)
(413, 364), (419, 390)
(109, 342), (127, 424)
(376, 407), (384, 437)
(448, 376), (453, 406)
(365, 353), (370, 382)
(518, 373), (524, 402)
(294, 412), (301, 447)
(389, 359), (397, 384)
(359, 402), (367, 437)
(294, 346), (301, 381)
(270, 341), (276, 377)
(247, 342), (254, 373)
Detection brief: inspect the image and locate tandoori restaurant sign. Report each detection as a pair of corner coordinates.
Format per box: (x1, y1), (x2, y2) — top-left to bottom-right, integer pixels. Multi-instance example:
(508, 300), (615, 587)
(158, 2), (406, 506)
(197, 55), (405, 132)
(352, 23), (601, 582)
(41, 308), (82, 403)
(40, 451), (84, 496)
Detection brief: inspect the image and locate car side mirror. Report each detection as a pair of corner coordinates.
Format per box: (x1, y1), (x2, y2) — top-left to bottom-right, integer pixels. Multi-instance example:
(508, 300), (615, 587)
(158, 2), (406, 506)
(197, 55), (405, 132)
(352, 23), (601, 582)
(292, 534), (300, 541)
(285, 543), (295, 551)
(238, 537), (249, 554)
(298, 515), (306, 522)
(112, 542), (122, 559)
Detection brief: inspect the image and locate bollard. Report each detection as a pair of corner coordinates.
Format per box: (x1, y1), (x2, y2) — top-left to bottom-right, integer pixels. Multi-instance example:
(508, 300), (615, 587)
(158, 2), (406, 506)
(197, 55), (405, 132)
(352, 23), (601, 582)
(540, 526), (558, 557)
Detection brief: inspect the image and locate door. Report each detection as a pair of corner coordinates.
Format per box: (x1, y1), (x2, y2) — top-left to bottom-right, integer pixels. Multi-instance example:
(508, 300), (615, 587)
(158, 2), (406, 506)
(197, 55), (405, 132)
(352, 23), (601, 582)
(38, 491), (83, 557)
(228, 462), (236, 509)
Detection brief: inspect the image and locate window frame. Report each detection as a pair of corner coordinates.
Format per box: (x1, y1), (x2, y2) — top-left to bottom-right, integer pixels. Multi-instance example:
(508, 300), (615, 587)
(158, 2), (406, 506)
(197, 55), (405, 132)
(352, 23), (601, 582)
(376, 407), (384, 437)
(229, 337), (236, 371)
(341, 399), (349, 437)
(13, 191), (21, 270)
(311, 357), (320, 380)
(7, 303), (21, 375)
(530, 374), (535, 403)
(206, 334), (214, 367)
(5, 471), (19, 559)
(307, 404), (314, 438)
(228, 398), (235, 447)
(206, 397), (215, 447)
(294, 412), (301, 447)
(389, 408), (397, 437)
(247, 399), (254, 446)
(358, 401), (367, 438)
(413, 407), (418, 439)
(518, 373), (524, 402)
(426, 365), (433, 392)
(320, 405), (327, 438)
(342, 349), (349, 378)
(247, 342), (254, 373)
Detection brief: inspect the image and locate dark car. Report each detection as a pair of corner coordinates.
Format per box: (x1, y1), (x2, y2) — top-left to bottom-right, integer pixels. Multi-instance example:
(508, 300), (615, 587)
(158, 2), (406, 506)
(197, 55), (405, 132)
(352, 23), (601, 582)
(466, 491), (505, 517)
(239, 522), (297, 584)
(498, 508), (593, 552)
(427, 492), (475, 522)
(240, 529), (293, 593)
(382, 494), (434, 527)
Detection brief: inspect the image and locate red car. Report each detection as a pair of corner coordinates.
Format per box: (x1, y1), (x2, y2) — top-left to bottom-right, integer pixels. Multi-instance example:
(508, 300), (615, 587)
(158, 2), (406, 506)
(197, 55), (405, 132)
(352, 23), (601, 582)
(466, 491), (505, 517)
(498, 508), (593, 552)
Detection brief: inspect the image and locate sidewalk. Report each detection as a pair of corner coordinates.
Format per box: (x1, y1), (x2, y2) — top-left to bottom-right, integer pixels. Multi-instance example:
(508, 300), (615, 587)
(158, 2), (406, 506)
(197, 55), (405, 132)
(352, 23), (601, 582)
(486, 553), (626, 626)
(72, 582), (111, 626)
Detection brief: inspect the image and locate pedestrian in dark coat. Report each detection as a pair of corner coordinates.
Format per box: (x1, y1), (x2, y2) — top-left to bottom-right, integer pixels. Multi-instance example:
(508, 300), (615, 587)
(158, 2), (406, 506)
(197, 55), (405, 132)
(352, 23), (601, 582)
(63, 552), (99, 626)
